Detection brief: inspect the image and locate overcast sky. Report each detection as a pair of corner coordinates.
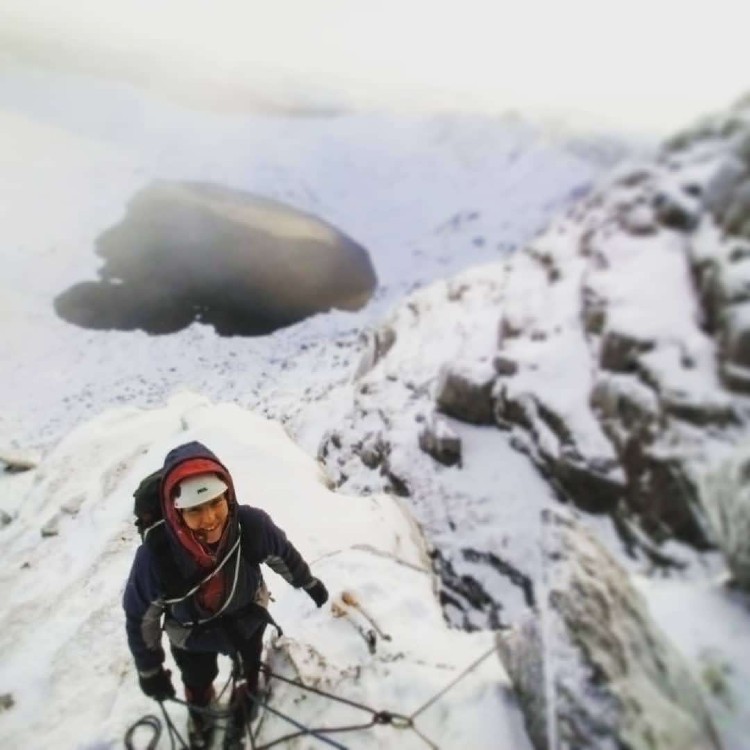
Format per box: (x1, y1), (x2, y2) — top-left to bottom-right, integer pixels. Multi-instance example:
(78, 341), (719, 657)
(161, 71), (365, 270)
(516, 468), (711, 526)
(0, 0), (747, 134)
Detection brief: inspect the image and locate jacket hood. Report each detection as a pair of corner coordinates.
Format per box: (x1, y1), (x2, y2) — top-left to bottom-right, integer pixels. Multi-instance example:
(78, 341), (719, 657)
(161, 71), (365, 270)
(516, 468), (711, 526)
(159, 441), (239, 572)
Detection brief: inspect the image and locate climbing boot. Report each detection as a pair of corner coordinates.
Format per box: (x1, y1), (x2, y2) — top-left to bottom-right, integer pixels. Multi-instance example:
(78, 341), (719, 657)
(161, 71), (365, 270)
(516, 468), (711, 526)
(186, 685), (217, 750)
(223, 682), (265, 749)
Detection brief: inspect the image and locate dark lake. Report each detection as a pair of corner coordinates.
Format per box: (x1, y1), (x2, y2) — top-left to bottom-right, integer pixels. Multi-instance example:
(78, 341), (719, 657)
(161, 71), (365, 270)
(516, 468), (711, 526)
(55, 181), (377, 336)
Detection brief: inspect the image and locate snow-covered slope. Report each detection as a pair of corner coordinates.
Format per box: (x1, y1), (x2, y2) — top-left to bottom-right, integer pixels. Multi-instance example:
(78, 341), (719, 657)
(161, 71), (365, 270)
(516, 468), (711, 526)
(0, 393), (533, 749)
(0, 63), (614, 453)
(12, 61), (736, 750)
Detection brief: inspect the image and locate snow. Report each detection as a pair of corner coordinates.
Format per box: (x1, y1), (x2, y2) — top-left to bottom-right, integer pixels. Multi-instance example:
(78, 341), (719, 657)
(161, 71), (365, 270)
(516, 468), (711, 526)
(0, 393), (531, 749)
(1, 61), (749, 749)
(0, 63), (607, 748)
(633, 575), (750, 750)
(0, 62), (604, 454)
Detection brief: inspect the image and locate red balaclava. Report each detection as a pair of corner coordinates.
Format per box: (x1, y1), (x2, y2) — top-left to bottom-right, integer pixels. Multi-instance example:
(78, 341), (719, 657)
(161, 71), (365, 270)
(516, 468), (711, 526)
(161, 457), (238, 613)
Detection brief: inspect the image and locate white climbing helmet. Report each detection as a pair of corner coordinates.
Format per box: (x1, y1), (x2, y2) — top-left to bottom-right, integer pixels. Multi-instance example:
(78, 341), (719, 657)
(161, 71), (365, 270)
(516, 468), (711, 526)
(173, 473), (228, 510)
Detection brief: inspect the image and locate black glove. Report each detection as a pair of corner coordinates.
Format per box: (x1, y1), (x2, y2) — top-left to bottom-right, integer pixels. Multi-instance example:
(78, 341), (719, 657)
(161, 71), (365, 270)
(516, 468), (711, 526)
(138, 667), (176, 701)
(304, 578), (329, 608)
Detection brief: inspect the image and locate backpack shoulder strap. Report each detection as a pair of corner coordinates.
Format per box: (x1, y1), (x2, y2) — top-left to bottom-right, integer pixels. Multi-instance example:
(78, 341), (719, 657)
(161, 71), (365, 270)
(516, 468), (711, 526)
(237, 511), (265, 565)
(143, 522), (192, 599)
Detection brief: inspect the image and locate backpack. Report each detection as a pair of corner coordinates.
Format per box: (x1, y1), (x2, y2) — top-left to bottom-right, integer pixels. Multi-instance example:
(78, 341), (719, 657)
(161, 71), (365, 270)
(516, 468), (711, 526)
(133, 468), (164, 539)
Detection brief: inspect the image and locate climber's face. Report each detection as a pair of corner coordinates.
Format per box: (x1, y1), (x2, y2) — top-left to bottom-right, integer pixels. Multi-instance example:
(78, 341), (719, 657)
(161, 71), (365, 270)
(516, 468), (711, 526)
(180, 494), (229, 544)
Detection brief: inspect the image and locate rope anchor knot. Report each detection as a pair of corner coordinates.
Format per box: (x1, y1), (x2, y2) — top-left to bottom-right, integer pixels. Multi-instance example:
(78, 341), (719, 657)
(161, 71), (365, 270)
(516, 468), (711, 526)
(373, 711), (412, 729)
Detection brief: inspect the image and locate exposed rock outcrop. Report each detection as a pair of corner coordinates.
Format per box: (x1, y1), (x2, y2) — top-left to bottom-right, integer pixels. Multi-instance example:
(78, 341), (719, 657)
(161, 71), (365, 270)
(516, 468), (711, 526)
(484, 98), (750, 549)
(312, 97), (750, 697)
(436, 362), (495, 425)
(0, 450), (38, 473)
(496, 510), (720, 750)
(418, 415), (462, 467)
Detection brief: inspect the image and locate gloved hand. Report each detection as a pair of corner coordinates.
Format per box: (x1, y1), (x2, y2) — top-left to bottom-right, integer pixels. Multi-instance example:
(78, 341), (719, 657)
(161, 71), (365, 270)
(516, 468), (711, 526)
(304, 578), (329, 608)
(138, 666), (176, 701)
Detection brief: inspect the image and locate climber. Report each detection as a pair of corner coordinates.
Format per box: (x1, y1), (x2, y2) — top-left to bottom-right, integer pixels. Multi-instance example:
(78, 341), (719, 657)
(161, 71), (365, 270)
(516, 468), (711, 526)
(123, 441), (329, 748)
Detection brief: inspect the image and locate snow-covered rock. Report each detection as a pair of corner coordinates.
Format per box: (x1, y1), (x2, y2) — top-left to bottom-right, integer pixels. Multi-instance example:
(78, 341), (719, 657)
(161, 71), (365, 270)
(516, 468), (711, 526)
(324, 95), (750, 556)
(496, 510), (720, 750)
(296, 94), (750, 748)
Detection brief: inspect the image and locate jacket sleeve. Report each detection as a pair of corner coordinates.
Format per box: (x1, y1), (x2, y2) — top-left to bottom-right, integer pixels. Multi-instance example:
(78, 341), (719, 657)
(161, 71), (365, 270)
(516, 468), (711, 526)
(243, 507), (313, 588)
(122, 543), (166, 673)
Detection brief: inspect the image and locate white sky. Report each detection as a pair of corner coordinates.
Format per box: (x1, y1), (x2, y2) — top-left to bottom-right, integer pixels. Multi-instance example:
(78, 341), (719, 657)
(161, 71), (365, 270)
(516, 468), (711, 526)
(0, 0), (748, 133)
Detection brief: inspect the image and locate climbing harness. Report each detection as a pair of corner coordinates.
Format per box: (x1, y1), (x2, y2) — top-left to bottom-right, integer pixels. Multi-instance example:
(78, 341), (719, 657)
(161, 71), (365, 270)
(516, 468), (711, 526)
(124, 643), (497, 749)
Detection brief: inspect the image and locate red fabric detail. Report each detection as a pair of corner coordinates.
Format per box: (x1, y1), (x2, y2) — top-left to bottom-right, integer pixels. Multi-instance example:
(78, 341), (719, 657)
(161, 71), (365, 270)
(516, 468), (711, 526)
(161, 457), (237, 614)
(185, 684), (215, 707)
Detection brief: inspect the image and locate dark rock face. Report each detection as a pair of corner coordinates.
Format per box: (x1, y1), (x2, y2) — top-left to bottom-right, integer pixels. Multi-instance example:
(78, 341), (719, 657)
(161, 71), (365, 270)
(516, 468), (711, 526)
(436, 363), (495, 424)
(621, 442), (713, 548)
(652, 189), (700, 231)
(553, 452), (623, 514)
(599, 330), (654, 373)
(54, 181), (377, 336)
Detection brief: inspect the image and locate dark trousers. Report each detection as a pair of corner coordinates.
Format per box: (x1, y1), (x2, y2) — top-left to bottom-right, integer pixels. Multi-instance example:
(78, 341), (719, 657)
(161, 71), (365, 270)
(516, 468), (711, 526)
(171, 621), (266, 703)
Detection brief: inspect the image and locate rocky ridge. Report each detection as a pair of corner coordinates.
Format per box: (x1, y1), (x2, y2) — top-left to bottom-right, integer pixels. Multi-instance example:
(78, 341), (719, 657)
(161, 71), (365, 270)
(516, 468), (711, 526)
(309, 95), (750, 747)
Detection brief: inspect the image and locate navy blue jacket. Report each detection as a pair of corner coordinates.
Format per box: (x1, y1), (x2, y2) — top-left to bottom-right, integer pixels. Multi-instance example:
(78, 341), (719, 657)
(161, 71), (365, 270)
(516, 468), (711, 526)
(123, 442), (313, 673)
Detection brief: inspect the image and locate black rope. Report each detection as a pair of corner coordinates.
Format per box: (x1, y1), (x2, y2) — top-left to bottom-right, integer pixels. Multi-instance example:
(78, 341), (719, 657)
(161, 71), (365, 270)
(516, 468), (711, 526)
(254, 718), (373, 749)
(124, 714), (161, 750)
(249, 696), (350, 750)
(158, 700), (189, 750)
(124, 645), (495, 750)
(259, 665), (410, 722)
(409, 644), (497, 720)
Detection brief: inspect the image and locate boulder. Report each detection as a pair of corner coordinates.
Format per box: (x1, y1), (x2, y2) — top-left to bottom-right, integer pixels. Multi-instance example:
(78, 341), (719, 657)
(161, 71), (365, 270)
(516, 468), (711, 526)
(0, 451), (38, 473)
(436, 362), (495, 425)
(418, 415), (462, 467)
(652, 189), (700, 232)
(493, 354), (519, 376)
(552, 451), (624, 513)
(55, 180), (377, 336)
(599, 330), (654, 373)
(496, 510), (720, 750)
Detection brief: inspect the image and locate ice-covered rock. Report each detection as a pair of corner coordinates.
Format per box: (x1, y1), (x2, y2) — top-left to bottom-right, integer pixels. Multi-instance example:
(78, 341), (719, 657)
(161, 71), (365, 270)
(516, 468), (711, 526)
(496, 510), (720, 750)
